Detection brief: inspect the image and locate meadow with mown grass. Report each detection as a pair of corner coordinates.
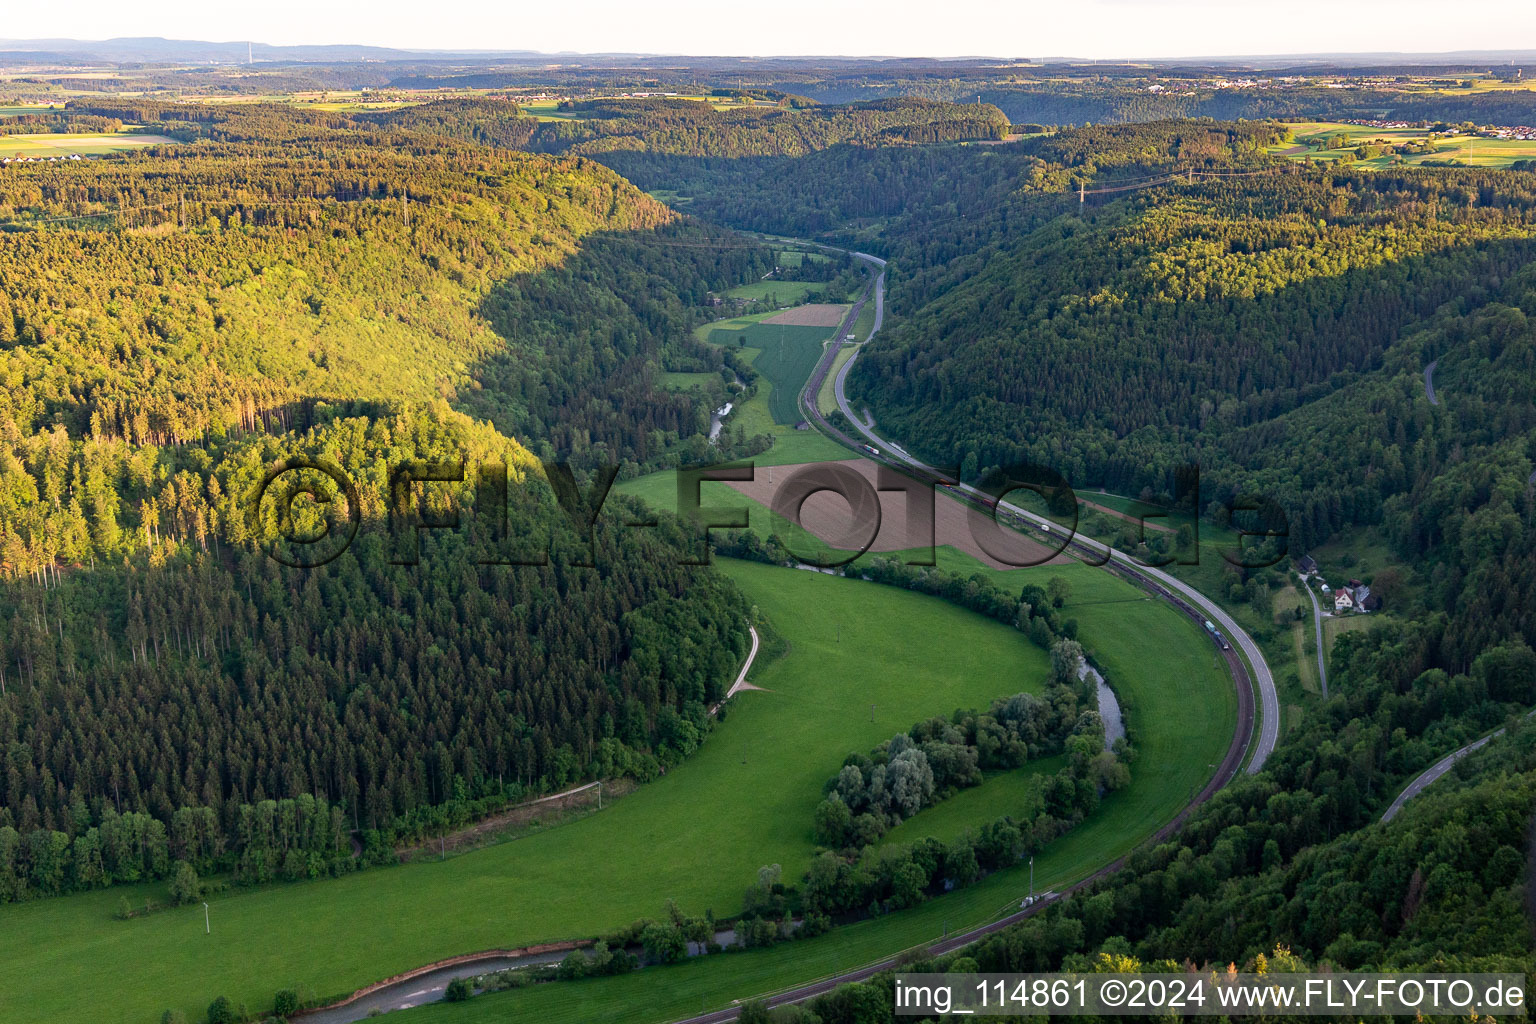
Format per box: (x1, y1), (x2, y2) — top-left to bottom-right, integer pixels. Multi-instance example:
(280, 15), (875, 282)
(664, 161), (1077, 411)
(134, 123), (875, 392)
(378, 551), (1234, 1024)
(0, 561), (1070, 1024)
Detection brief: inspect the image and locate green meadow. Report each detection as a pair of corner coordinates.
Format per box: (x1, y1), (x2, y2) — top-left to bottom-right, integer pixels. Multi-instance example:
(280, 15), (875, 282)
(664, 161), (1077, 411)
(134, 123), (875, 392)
(706, 319), (835, 425)
(0, 562), (1057, 1024)
(775, 250), (831, 268)
(388, 546), (1235, 1024)
(1272, 121), (1536, 168)
(0, 131), (177, 157)
(689, 311), (849, 464)
(721, 279), (825, 304)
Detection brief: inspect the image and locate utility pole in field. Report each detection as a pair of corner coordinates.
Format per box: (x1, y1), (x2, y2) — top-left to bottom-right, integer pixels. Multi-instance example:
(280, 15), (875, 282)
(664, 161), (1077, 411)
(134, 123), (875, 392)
(203, 902), (210, 935)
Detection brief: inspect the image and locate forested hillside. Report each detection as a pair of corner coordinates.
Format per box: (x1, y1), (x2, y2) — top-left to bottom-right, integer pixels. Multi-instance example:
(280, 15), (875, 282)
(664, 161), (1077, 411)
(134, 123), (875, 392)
(0, 402), (751, 898)
(360, 95), (1009, 158)
(672, 117), (1536, 1018)
(0, 104), (763, 902)
(852, 164), (1536, 507)
(67, 94), (1009, 160)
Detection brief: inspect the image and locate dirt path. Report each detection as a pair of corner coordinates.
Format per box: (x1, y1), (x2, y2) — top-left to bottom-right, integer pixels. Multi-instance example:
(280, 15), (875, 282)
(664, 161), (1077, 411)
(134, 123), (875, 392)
(1299, 575), (1329, 697)
(395, 781), (606, 860)
(721, 626), (763, 702)
(1078, 496), (1175, 533)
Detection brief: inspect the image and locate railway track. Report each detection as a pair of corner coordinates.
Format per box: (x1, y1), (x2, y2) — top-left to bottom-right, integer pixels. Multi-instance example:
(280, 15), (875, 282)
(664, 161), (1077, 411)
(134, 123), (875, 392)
(666, 250), (1273, 1024)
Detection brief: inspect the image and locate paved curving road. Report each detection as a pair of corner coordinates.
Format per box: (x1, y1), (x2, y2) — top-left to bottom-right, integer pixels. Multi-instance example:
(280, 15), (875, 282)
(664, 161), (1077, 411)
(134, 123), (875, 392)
(1380, 711), (1536, 823)
(1424, 359), (1440, 406)
(1300, 577), (1329, 697)
(812, 254), (1278, 775)
(1380, 736), (1492, 823)
(664, 248), (1281, 1024)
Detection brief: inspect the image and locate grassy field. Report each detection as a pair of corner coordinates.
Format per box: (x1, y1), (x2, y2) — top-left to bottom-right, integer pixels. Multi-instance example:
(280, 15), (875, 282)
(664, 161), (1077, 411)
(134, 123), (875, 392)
(1292, 616), (1319, 695)
(0, 131), (177, 156)
(817, 345), (857, 416)
(514, 98), (580, 122)
(943, 481), (1310, 747)
(721, 279), (825, 304)
(0, 562), (1061, 1024)
(0, 104), (64, 117)
(776, 250), (830, 268)
(1322, 611), (1390, 653)
(658, 370), (722, 391)
(386, 547), (1235, 1024)
(694, 310), (850, 464)
(1271, 121), (1536, 168)
(706, 319), (835, 425)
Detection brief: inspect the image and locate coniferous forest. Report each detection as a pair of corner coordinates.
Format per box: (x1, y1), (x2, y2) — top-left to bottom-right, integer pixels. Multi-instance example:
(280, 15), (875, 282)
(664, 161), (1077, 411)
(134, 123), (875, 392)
(3, 45), (1536, 1024)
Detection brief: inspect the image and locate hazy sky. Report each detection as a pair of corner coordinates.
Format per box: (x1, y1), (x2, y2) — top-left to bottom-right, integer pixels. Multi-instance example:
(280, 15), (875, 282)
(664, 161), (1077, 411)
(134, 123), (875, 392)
(8, 1), (1535, 59)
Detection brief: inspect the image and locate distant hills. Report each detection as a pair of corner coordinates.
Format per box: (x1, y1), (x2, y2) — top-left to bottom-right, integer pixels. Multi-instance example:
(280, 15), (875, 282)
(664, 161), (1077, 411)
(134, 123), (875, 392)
(2, 36), (1535, 68)
(0, 36), (538, 64)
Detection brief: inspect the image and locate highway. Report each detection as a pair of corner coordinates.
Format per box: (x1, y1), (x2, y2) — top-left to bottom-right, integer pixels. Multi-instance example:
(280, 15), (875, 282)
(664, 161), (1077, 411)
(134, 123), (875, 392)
(804, 252), (1277, 775)
(665, 251), (1282, 1024)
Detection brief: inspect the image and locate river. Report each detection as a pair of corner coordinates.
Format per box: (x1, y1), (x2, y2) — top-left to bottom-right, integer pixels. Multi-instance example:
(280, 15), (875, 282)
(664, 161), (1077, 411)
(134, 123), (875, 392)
(1079, 660), (1125, 750)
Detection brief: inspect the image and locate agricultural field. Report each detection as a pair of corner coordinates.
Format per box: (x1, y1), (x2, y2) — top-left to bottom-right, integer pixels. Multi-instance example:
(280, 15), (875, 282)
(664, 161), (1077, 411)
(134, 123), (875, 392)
(514, 98), (579, 122)
(0, 563), (1056, 1024)
(1271, 121), (1536, 168)
(657, 370), (723, 391)
(817, 344), (857, 416)
(703, 313), (841, 427)
(0, 131), (178, 157)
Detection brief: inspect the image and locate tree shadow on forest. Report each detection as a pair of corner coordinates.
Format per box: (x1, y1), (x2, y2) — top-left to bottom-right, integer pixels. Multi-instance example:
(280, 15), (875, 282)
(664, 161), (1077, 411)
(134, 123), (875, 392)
(459, 223), (776, 469)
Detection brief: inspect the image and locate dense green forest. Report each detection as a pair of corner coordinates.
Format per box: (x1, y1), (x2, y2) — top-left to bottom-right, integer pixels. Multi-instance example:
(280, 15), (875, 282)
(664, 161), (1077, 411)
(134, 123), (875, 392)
(852, 165), (1536, 507)
(968, 82), (1536, 129)
(648, 114), (1536, 1020)
(5, 75), (1536, 1014)
(64, 94), (1008, 159)
(354, 95), (1009, 157)
(0, 103), (775, 902)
